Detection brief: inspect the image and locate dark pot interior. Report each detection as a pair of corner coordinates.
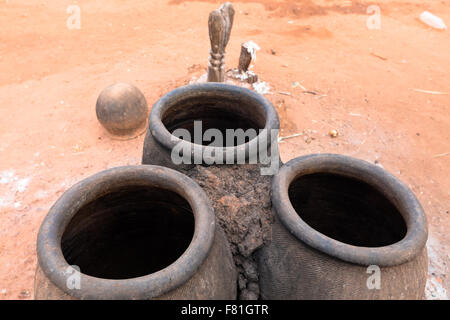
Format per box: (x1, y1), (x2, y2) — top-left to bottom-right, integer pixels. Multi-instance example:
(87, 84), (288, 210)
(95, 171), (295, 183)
(61, 186), (195, 280)
(288, 173), (407, 247)
(162, 95), (266, 147)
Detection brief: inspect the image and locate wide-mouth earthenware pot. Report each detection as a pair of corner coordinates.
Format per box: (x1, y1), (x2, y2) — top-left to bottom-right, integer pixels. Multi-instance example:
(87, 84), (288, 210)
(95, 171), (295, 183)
(257, 154), (428, 300)
(142, 82), (280, 170)
(35, 165), (236, 300)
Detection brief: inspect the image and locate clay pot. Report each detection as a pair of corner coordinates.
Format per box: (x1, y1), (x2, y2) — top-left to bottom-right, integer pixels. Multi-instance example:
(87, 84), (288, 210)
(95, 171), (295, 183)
(142, 83), (279, 171)
(141, 83), (280, 299)
(35, 165), (236, 300)
(257, 154), (428, 300)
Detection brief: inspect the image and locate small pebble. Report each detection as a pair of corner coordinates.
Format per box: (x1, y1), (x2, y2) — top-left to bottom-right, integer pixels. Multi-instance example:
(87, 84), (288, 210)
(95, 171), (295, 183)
(247, 282), (260, 296)
(240, 289), (258, 300)
(238, 274), (247, 291)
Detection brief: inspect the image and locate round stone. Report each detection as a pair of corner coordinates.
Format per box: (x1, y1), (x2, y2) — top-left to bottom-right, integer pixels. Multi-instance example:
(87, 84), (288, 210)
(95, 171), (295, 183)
(96, 83), (148, 139)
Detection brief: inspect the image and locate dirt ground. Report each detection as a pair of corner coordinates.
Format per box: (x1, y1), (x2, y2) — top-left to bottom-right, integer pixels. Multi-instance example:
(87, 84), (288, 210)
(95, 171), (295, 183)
(0, 0), (448, 300)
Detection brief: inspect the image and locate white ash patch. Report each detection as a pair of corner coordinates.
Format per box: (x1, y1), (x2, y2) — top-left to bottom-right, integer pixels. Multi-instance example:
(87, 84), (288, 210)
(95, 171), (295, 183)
(425, 235), (449, 300)
(189, 73), (207, 84)
(15, 177), (31, 193)
(0, 170), (17, 184)
(0, 169), (33, 209)
(426, 278), (448, 300)
(34, 190), (48, 199)
(243, 41), (260, 61)
(252, 81), (271, 95)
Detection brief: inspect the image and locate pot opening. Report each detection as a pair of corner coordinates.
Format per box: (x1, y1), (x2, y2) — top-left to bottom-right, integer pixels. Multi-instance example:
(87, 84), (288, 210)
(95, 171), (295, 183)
(288, 173), (407, 247)
(162, 95), (266, 147)
(61, 186), (195, 280)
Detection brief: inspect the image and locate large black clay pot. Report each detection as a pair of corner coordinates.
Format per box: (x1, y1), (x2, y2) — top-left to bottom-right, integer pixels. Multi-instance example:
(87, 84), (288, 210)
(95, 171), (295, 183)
(142, 83), (280, 299)
(35, 165), (236, 299)
(257, 154), (428, 300)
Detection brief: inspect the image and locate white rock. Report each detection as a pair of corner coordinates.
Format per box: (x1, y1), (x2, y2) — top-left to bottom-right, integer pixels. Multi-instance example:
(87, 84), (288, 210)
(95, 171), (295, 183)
(420, 11), (447, 30)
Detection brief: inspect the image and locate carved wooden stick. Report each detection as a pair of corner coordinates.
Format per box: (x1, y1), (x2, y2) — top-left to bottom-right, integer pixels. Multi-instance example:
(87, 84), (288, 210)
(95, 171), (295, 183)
(207, 10), (226, 82)
(220, 2), (235, 49)
(207, 2), (235, 82)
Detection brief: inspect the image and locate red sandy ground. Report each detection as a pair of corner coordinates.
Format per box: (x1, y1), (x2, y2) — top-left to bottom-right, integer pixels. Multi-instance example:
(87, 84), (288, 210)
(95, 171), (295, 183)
(0, 0), (448, 299)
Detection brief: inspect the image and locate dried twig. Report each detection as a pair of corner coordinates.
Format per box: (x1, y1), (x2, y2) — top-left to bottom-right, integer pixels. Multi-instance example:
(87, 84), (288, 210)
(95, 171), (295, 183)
(433, 152), (450, 158)
(292, 82), (307, 91)
(370, 52), (387, 61)
(410, 88), (448, 95)
(278, 132), (303, 142)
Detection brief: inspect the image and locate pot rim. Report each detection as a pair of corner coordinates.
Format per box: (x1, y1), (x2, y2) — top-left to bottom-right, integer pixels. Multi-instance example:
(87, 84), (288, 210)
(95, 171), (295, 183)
(272, 154), (428, 267)
(149, 83), (279, 162)
(36, 165), (215, 299)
